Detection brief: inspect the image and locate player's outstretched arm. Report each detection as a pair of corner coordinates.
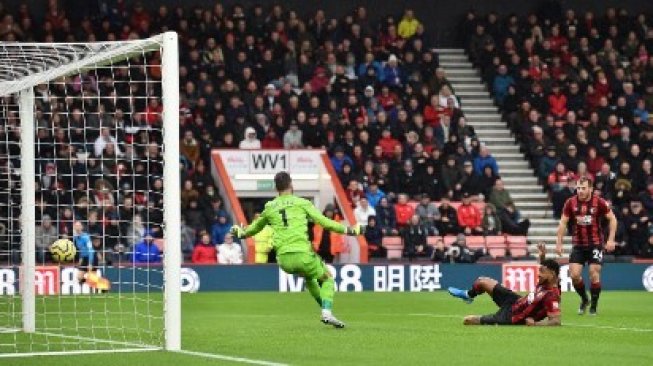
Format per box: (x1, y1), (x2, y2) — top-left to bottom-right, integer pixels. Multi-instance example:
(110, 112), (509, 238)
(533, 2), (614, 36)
(527, 313), (561, 326)
(233, 214), (269, 239)
(302, 201), (348, 234)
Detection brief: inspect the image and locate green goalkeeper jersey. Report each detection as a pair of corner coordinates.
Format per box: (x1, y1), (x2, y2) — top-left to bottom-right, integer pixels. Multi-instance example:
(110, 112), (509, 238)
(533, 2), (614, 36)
(244, 194), (346, 255)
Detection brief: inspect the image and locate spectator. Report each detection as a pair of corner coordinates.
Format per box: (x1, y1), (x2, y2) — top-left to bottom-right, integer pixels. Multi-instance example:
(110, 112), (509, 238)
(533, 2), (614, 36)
(93, 126), (121, 157)
(180, 179), (200, 210)
(365, 215), (385, 258)
(217, 233), (243, 264)
(473, 146), (499, 176)
(498, 202), (530, 235)
(382, 54), (403, 89)
(239, 126), (261, 149)
(394, 193), (415, 229)
(283, 121), (303, 149)
(488, 179), (513, 211)
(252, 212), (273, 264)
(180, 130), (200, 167)
(133, 230), (162, 264)
(430, 238), (450, 262)
(547, 83), (568, 119)
(35, 215), (58, 263)
(460, 160), (483, 199)
(478, 165), (499, 199)
(354, 197), (376, 226)
(126, 214), (146, 249)
(191, 231), (218, 264)
(482, 203), (502, 235)
(538, 146), (559, 183)
(398, 9), (421, 39)
(180, 218), (196, 260)
(211, 213), (232, 245)
(623, 199), (649, 256)
(397, 160), (420, 198)
(312, 204), (345, 263)
(448, 233), (484, 263)
(330, 146), (353, 173)
(493, 64), (514, 106)
(375, 196), (399, 236)
(261, 128), (283, 149)
(457, 192), (484, 235)
(365, 181), (386, 209)
(415, 193), (440, 235)
(402, 214), (429, 260)
(438, 196), (460, 235)
(643, 226), (653, 258)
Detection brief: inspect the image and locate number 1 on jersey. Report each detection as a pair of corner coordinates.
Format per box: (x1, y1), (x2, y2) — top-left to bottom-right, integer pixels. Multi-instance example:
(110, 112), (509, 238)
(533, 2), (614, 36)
(280, 209), (288, 227)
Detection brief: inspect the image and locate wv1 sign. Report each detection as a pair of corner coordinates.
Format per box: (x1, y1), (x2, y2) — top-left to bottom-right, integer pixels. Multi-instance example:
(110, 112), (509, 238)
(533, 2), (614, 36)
(216, 150), (322, 175)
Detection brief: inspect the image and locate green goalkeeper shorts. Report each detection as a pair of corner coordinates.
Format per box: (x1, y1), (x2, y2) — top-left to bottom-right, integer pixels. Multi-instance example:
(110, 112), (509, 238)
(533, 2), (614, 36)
(277, 252), (327, 280)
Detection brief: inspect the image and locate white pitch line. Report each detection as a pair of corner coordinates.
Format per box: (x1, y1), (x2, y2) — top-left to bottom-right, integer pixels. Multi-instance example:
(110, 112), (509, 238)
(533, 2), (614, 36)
(174, 349), (289, 366)
(0, 347), (159, 358)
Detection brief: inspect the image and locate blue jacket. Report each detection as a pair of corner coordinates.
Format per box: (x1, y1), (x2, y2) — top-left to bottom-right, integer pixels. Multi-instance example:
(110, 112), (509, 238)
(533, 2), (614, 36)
(366, 189), (386, 209)
(330, 155), (353, 173)
(133, 241), (161, 263)
(211, 222), (232, 245)
(493, 74), (514, 104)
(474, 155), (499, 176)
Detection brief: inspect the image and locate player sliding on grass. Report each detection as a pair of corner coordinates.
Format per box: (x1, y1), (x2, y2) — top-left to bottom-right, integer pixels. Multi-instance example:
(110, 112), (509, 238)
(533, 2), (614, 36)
(230, 171), (363, 328)
(448, 243), (561, 326)
(556, 177), (617, 316)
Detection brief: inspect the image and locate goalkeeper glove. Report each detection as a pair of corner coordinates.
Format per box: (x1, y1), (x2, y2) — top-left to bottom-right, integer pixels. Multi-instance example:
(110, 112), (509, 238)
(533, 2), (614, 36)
(345, 224), (365, 236)
(230, 225), (246, 239)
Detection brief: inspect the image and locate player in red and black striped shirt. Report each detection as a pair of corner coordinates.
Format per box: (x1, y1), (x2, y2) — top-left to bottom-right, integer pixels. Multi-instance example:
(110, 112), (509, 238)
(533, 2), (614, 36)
(447, 244), (561, 326)
(556, 177), (617, 315)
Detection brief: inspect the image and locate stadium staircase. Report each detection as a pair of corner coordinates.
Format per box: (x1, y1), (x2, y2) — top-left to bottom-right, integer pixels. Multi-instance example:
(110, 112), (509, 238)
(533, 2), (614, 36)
(436, 48), (572, 255)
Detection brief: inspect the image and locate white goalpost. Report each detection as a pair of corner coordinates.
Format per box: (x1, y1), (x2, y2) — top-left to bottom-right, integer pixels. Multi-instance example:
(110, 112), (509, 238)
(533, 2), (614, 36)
(0, 32), (180, 356)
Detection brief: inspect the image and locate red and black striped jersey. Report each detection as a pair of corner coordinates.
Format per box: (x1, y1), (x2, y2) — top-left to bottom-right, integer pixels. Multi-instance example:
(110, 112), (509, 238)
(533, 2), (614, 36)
(562, 194), (611, 247)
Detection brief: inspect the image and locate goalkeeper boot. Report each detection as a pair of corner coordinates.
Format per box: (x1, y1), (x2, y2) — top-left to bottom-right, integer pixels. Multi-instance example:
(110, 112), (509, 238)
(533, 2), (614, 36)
(578, 299), (589, 315)
(321, 311), (345, 329)
(448, 287), (473, 304)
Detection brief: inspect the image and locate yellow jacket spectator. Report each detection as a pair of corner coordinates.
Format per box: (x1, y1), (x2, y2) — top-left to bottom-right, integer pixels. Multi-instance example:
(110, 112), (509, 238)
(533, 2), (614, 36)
(398, 9), (421, 39)
(253, 218), (274, 263)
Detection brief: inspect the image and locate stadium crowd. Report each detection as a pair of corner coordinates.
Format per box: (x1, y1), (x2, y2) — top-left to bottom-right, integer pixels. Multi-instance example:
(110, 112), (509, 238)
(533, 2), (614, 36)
(1, 1), (651, 264)
(462, 7), (653, 257)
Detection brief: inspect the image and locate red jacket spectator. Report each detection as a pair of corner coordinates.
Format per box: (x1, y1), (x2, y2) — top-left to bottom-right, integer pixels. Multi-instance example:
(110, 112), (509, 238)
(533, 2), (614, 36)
(191, 243), (217, 264)
(586, 148), (605, 175)
(378, 130), (400, 158)
(423, 104), (444, 127)
(457, 203), (482, 229)
(395, 196), (414, 228)
(261, 130), (283, 149)
(548, 91), (568, 118)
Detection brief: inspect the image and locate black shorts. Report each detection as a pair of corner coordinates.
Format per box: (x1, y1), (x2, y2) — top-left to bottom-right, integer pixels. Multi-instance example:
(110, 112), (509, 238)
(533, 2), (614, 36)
(78, 253), (100, 271)
(479, 284), (520, 325)
(569, 246), (603, 266)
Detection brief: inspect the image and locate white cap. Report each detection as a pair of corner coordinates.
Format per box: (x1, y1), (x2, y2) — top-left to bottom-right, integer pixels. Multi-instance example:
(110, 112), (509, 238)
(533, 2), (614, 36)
(245, 127), (256, 136)
(265, 83), (276, 90)
(388, 54), (398, 63)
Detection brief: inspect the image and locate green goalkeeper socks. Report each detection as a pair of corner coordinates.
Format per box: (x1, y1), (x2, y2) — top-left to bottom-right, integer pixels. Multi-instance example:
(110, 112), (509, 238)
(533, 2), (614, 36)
(320, 277), (335, 310)
(306, 279), (322, 307)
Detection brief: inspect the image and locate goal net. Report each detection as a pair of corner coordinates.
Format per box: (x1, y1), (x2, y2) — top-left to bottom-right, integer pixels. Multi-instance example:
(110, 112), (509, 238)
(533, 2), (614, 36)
(0, 32), (180, 356)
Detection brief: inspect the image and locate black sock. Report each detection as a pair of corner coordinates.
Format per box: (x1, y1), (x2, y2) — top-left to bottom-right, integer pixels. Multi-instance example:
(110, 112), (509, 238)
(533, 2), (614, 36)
(467, 279), (483, 298)
(573, 279), (589, 303)
(590, 282), (601, 308)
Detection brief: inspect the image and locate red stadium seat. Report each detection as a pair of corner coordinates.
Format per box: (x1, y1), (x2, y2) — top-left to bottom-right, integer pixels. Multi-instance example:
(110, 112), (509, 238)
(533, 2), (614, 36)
(485, 236), (507, 258)
(427, 236), (443, 247)
(382, 237), (404, 260)
(506, 236), (529, 257)
(465, 236), (486, 250)
(443, 235), (457, 247)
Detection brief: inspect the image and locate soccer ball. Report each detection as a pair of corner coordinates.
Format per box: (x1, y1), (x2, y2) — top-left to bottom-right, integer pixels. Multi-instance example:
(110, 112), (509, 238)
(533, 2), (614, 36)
(50, 239), (77, 262)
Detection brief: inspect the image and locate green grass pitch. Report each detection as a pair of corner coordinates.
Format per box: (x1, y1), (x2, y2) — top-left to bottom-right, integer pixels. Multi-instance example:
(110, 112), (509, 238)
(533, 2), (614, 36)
(2, 291), (652, 365)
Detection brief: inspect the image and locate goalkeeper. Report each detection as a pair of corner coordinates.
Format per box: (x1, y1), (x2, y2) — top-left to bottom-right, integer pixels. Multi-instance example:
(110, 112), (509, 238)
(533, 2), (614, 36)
(231, 171), (362, 328)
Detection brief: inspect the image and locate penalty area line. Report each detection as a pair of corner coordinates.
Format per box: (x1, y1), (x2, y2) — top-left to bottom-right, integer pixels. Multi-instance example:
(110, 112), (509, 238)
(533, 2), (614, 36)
(174, 349), (289, 366)
(0, 348), (159, 358)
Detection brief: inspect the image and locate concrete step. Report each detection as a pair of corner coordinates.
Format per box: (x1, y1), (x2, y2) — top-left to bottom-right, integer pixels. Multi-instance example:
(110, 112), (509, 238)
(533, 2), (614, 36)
(454, 84), (486, 90)
(435, 48), (466, 54)
(447, 69), (479, 76)
(493, 153), (525, 159)
(440, 62), (474, 68)
(462, 106), (499, 112)
(521, 210), (553, 219)
(474, 130), (513, 137)
(511, 193), (549, 202)
(456, 91), (491, 98)
(464, 114), (503, 121)
(461, 98), (495, 105)
(502, 176), (538, 184)
(491, 159), (528, 167)
(449, 76), (481, 83)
